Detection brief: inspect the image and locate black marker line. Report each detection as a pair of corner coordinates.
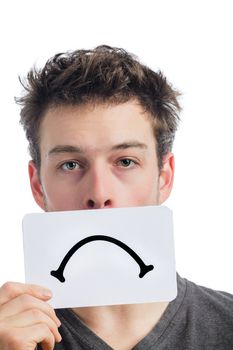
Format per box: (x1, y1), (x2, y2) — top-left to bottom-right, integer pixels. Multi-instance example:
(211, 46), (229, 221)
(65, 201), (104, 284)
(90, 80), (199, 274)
(50, 235), (154, 282)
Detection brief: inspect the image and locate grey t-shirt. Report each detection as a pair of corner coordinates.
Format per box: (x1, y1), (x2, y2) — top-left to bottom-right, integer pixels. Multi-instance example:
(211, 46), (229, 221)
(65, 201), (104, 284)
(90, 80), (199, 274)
(49, 275), (233, 349)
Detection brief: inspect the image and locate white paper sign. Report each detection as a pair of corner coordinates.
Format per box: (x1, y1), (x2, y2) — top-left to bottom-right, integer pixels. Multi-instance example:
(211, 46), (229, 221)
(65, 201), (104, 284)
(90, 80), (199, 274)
(22, 205), (177, 308)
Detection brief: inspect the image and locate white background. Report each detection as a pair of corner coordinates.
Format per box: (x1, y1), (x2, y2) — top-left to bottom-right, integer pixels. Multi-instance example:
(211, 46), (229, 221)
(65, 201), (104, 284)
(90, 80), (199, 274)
(0, 0), (232, 293)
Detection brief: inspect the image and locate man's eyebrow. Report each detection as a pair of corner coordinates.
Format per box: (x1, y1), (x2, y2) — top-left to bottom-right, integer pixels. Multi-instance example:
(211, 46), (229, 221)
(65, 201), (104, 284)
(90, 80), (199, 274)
(48, 142), (147, 157)
(111, 142), (148, 151)
(48, 145), (83, 156)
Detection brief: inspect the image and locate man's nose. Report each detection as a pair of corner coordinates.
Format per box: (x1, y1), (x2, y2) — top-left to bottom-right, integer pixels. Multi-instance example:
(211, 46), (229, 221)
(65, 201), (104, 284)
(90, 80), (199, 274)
(82, 165), (114, 209)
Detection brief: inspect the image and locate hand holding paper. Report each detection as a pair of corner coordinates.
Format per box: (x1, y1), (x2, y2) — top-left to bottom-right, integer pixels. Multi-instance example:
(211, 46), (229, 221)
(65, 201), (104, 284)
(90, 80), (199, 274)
(22, 205), (177, 308)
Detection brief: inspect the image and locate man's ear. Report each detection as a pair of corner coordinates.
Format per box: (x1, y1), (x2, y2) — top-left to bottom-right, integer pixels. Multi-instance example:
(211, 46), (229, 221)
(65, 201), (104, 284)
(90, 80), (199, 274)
(158, 152), (175, 205)
(28, 160), (46, 210)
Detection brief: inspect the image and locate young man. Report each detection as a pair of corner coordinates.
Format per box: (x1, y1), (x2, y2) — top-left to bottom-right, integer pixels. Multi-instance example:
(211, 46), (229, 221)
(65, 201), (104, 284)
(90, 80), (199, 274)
(0, 46), (232, 349)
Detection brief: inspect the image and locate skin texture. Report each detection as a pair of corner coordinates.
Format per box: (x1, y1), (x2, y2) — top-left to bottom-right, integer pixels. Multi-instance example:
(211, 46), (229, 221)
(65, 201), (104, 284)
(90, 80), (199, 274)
(0, 100), (175, 350)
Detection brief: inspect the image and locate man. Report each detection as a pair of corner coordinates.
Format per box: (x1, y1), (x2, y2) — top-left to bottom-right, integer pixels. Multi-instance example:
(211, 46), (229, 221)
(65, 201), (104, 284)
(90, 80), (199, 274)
(0, 45), (232, 349)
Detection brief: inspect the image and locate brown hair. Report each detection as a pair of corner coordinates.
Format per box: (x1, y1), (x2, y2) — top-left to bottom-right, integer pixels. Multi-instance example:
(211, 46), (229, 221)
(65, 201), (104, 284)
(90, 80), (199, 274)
(16, 45), (181, 170)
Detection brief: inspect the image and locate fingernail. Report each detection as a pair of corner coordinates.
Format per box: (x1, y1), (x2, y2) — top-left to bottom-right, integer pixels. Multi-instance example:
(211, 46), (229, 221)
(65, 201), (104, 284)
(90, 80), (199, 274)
(41, 289), (53, 298)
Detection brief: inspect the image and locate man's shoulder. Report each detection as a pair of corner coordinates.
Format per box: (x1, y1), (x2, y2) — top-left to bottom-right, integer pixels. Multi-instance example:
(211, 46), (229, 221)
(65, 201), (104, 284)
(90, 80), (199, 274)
(159, 275), (233, 349)
(184, 276), (233, 318)
(178, 275), (233, 345)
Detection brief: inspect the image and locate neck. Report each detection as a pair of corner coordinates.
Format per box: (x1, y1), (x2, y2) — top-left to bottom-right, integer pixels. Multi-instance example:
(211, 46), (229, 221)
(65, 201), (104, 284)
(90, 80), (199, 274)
(72, 301), (168, 350)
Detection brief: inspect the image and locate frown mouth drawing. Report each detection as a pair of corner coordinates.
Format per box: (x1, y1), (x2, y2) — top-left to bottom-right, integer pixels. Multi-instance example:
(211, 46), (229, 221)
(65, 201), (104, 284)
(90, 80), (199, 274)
(50, 235), (154, 282)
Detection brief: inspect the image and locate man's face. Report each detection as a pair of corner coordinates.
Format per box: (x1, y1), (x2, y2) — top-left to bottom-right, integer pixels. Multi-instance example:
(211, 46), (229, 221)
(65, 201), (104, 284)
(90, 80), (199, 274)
(29, 100), (174, 211)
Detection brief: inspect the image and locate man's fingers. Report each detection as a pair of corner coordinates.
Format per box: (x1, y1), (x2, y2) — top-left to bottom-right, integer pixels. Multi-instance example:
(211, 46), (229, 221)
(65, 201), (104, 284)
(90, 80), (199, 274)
(29, 324), (56, 350)
(0, 282), (60, 349)
(0, 294), (60, 327)
(0, 323), (56, 350)
(2, 309), (62, 343)
(0, 282), (52, 306)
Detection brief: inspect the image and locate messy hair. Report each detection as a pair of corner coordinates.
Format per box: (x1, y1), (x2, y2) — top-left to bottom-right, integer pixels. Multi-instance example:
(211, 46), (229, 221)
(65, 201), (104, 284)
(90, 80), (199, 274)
(16, 45), (181, 170)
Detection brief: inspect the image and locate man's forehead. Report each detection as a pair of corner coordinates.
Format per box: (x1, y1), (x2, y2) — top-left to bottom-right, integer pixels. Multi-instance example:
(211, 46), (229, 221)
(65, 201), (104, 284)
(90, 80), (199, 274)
(42, 100), (151, 123)
(39, 101), (156, 156)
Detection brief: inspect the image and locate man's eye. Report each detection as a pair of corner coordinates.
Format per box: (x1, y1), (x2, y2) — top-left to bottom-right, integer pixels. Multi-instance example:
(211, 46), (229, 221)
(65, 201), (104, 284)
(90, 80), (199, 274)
(118, 159), (135, 167)
(61, 161), (80, 171)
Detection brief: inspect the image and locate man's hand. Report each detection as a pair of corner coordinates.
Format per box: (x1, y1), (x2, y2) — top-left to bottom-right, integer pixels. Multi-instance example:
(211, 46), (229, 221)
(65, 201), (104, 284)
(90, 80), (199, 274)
(0, 282), (62, 350)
